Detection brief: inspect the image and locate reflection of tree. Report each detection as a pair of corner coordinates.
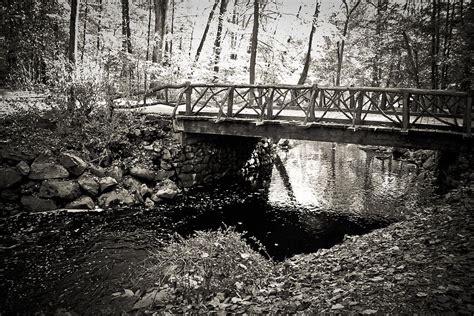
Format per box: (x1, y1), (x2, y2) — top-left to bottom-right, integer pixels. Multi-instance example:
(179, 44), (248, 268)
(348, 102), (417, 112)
(274, 154), (296, 202)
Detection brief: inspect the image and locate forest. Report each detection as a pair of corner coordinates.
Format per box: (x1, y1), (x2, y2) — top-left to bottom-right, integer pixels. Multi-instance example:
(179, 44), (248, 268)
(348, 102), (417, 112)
(1, 0), (473, 101)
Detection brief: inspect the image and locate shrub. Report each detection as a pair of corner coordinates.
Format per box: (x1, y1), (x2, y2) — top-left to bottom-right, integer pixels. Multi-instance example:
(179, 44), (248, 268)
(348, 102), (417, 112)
(139, 228), (274, 307)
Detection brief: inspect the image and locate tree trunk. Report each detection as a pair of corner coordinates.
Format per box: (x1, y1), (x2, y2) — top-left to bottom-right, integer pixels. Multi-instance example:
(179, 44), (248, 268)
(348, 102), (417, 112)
(195, 0), (219, 63)
(213, 0), (229, 76)
(230, 0), (239, 60)
(335, 0), (361, 86)
(402, 31), (421, 88)
(121, 0), (132, 54)
(152, 0), (168, 64)
(249, 0), (259, 84)
(80, 0), (88, 63)
(97, 0), (102, 51)
(430, 0), (440, 89)
(68, 0), (79, 66)
(68, 0), (80, 111)
(297, 1), (320, 85)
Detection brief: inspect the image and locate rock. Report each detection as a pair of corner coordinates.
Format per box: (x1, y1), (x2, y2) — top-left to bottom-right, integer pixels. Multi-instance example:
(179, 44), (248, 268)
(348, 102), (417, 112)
(130, 166), (156, 181)
(161, 149), (172, 160)
(29, 156), (69, 180)
(0, 167), (23, 189)
(38, 180), (82, 200)
(89, 165), (106, 177)
(21, 195), (57, 212)
(139, 184), (152, 198)
(1, 189), (20, 201)
(65, 196), (95, 210)
(185, 152), (195, 160)
(160, 161), (173, 171)
(20, 181), (40, 194)
(0, 145), (36, 162)
(98, 189), (135, 208)
(59, 152), (88, 176)
(78, 174), (100, 196)
(16, 161), (30, 176)
(107, 165), (124, 182)
(181, 164), (194, 173)
(150, 193), (162, 203)
(154, 170), (169, 181)
(178, 173), (196, 188)
(144, 198), (155, 208)
(99, 176), (118, 192)
(122, 176), (142, 191)
(154, 179), (179, 200)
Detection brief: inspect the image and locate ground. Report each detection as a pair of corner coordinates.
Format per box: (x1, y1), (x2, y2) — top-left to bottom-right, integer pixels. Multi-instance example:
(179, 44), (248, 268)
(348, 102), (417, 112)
(1, 95), (473, 314)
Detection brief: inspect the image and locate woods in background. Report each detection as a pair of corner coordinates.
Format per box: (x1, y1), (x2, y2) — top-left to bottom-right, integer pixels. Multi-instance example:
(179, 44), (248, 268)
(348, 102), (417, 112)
(1, 0), (473, 93)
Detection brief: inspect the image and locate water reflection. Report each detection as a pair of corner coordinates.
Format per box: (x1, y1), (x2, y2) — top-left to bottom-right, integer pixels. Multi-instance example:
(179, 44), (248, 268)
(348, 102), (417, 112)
(269, 141), (425, 217)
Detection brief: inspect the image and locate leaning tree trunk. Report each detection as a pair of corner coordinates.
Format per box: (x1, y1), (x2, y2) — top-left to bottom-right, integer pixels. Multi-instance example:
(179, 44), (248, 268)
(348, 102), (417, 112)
(195, 0), (219, 63)
(297, 1), (320, 85)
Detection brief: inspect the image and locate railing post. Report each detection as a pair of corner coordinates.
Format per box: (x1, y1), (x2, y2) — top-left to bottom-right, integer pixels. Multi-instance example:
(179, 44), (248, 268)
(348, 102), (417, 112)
(463, 90), (472, 137)
(227, 87), (234, 117)
(185, 81), (192, 115)
(308, 84), (318, 122)
(380, 92), (387, 111)
(402, 92), (410, 133)
(353, 91), (364, 126)
(349, 89), (355, 109)
(266, 88), (274, 119)
(165, 87), (169, 104)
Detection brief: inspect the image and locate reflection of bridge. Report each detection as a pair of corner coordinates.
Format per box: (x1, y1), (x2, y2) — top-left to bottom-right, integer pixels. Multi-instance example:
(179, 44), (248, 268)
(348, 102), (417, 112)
(149, 83), (471, 151)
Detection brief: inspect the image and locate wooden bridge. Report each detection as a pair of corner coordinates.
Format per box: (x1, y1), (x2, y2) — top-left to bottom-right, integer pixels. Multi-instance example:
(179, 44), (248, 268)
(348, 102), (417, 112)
(142, 82), (472, 151)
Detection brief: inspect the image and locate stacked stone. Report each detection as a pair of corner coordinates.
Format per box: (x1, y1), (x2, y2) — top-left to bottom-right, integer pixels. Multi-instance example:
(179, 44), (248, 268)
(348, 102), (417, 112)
(0, 147), (180, 215)
(0, 120), (275, 215)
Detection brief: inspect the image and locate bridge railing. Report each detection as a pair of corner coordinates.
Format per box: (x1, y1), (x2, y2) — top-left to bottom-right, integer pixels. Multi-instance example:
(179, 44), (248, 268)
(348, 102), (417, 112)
(162, 83), (472, 137)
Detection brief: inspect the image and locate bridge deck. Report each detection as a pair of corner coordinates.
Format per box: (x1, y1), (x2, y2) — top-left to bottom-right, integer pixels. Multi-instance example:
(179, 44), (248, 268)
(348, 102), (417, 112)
(124, 83), (473, 151)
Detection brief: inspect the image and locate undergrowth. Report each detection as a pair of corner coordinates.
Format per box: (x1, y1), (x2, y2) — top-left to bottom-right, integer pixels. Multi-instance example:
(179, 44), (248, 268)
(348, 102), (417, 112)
(136, 228), (274, 309)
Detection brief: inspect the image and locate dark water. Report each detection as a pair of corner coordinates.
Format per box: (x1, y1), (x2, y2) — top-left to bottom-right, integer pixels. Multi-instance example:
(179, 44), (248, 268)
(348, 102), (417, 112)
(1, 141), (434, 314)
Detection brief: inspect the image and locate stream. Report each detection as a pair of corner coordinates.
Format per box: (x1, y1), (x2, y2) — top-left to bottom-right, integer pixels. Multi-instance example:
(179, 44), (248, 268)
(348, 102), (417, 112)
(1, 140), (435, 314)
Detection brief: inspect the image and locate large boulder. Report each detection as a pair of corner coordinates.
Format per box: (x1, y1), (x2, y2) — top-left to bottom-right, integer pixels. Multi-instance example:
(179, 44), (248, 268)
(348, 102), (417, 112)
(59, 152), (88, 176)
(99, 176), (118, 192)
(130, 166), (156, 182)
(21, 195), (57, 212)
(0, 145), (36, 162)
(78, 173), (100, 196)
(153, 179), (179, 200)
(0, 167), (23, 189)
(29, 156), (69, 180)
(65, 196), (95, 210)
(38, 180), (82, 200)
(98, 189), (135, 208)
(89, 164), (106, 177)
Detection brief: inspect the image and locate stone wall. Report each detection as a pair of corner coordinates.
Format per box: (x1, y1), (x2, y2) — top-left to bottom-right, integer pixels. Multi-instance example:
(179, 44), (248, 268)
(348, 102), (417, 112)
(0, 116), (274, 216)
